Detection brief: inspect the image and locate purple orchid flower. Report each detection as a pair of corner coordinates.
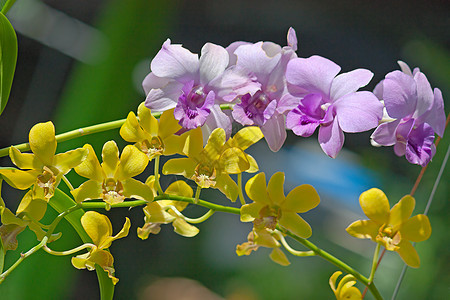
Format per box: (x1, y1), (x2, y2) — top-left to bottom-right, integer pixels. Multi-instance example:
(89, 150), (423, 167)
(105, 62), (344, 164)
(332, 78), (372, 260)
(143, 39), (232, 135)
(225, 27), (298, 152)
(282, 55), (383, 158)
(371, 61), (446, 166)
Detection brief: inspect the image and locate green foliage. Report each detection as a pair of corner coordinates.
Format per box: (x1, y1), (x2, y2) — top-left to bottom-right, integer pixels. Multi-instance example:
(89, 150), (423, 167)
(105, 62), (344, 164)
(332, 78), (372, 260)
(0, 12), (17, 117)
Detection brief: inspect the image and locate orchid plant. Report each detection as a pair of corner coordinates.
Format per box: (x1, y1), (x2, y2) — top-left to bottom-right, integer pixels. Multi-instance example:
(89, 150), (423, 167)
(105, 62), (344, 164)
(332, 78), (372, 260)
(0, 2), (447, 299)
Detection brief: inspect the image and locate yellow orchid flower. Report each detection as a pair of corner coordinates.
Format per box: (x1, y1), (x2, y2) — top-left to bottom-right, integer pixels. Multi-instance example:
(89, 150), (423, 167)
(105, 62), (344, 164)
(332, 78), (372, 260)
(162, 126), (263, 201)
(236, 225), (290, 266)
(137, 177), (199, 239)
(71, 141), (153, 210)
(240, 172), (320, 239)
(0, 180), (59, 250)
(0, 121), (88, 200)
(71, 211), (130, 285)
(346, 188), (431, 268)
(120, 104), (186, 160)
(329, 271), (362, 300)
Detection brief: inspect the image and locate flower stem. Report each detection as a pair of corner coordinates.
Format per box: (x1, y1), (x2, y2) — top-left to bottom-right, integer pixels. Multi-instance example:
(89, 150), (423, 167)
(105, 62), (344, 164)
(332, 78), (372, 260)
(368, 244), (381, 283)
(154, 156), (164, 195)
(237, 173), (246, 205)
(194, 186), (201, 204)
(62, 174), (74, 191)
(161, 205), (215, 224)
(43, 243), (95, 256)
(0, 236), (48, 284)
(275, 231), (315, 257)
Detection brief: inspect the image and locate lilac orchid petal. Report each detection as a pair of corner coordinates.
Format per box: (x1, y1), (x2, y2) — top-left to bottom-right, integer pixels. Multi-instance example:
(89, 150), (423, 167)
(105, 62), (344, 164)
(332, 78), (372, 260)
(393, 119), (414, 157)
(145, 81), (183, 111)
(226, 41), (251, 67)
(373, 80), (384, 100)
(151, 39), (199, 82)
(397, 61), (413, 76)
(261, 42), (282, 57)
(413, 71), (434, 119)
(261, 113), (287, 152)
(277, 93), (300, 114)
(405, 123), (435, 167)
(383, 71), (417, 119)
(199, 43), (229, 85)
(286, 55), (341, 96)
(287, 27), (298, 51)
(370, 119), (401, 146)
(334, 91), (383, 132)
(330, 69), (373, 100)
(234, 42), (281, 86)
(142, 72), (171, 95)
(424, 88), (446, 137)
(205, 104), (233, 138)
(318, 117), (344, 158)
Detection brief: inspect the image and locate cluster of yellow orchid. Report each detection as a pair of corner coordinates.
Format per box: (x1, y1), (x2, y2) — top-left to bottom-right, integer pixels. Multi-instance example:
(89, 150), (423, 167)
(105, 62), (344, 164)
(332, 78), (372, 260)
(0, 102), (434, 300)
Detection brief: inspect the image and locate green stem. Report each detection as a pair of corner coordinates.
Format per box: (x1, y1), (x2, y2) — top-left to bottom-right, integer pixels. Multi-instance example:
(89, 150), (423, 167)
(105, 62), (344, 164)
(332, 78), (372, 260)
(237, 173), (246, 205)
(62, 174), (74, 191)
(1, 0), (17, 14)
(194, 186), (201, 204)
(369, 244), (381, 283)
(275, 231), (315, 257)
(154, 156), (164, 195)
(0, 236), (48, 284)
(161, 205), (215, 224)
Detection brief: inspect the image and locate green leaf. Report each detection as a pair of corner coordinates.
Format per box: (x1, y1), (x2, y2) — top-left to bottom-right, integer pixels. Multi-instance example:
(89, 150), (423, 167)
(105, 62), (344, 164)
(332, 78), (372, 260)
(0, 12), (17, 117)
(50, 189), (115, 300)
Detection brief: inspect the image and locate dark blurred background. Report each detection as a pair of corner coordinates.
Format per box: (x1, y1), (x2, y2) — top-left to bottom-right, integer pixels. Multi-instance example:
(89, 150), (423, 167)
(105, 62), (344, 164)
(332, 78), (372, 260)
(0, 0), (448, 299)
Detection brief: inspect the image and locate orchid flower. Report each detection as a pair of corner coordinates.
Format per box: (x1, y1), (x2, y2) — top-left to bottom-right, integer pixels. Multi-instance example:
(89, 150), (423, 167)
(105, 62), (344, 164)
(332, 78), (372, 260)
(144, 39), (232, 135)
(282, 55), (383, 158)
(371, 61), (446, 166)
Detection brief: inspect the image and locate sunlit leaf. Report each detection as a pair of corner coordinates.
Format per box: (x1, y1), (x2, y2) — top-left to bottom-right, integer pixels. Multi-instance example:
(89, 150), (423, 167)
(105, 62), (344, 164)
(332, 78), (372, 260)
(0, 12), (17, 116)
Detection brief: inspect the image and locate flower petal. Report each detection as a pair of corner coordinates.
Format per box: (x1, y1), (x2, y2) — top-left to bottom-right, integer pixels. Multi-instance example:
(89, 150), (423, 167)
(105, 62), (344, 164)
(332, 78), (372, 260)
(278, 212), (312, 238)
(390, 195), (415, 228)
(359, 188), (390, 225)
(346, 219), (378, 240)
(137, 102), (159, 137)
(227, 126), (263, 150)
(413, 71), (434, 119)
(162, 157), (197, 178)
(173, 218), (199, 237)
(330, 69), (373, 100)
(142, 72), (171, 95)
(199, 43), (229, 85)
(334, 91), (383, 133)
(267, 172), (285, 206)
(400, 214), (431, 242)
(240, 202), (264, 222)
(158, 108), (181, 139)
(151, 39), (199, 81)
(203, 128), (226, 162)
(53, 147), (89, 175)
(122, 178), (154, 202)
(260, 113), (286, 152)
(16, 190), (47, 221)
(115, 145), (148, 180)
(101, 141), (120, 178)
(71, 180), (102, 203)
(270, 248), (290, 266)
(220, 147), (250, 174)
(145, 81), (182, 111)
(215, 174), (239, 202)
(74, 144), (104, 182)
(81, 211), (112, 246)
(120, 111), (147, 143)
(245, 172), (269, 204)
(284, 184), (320, 213)
(29, 121), (56, 166)
(396, 240), (420, 268)
(9, 147), (41, 170)
(286, 55), (341, 95)
(0, 168), (39, 190)
(383, 70), (417, 119)
(370, 119), (401, 146)
(318, 116), (344, 158)
(422, 88), (446, 137)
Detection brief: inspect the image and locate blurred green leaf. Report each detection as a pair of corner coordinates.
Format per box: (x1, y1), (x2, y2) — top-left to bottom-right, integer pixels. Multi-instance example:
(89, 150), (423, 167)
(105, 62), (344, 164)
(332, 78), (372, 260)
(0, 12), (17, 117)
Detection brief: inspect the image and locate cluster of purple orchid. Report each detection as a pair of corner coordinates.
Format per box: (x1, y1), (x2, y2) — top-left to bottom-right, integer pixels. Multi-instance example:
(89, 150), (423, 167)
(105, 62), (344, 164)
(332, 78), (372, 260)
(143, 27), (445, 166)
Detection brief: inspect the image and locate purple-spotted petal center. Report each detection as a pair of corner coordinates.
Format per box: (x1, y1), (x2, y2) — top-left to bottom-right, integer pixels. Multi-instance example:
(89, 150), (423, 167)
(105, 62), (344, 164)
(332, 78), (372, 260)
(286, 93), (334, 137)
(232, 91), (276, 126)
(174, 81), (214, 129)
